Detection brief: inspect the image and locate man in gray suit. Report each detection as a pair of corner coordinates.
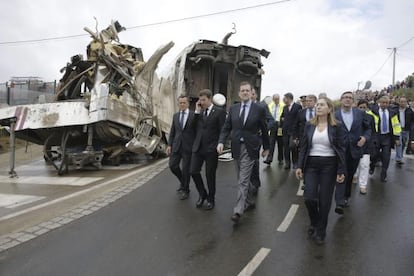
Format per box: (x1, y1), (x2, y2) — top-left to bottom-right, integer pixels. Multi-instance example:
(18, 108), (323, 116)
(217, 81), (270, 223)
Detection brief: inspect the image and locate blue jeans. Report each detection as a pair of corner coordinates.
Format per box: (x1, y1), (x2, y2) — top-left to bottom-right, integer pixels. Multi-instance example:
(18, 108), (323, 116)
(396, 130), (409, 161)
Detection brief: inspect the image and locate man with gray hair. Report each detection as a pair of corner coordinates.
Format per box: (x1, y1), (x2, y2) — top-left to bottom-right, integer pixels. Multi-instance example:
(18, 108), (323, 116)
(264, 93), (284, 165)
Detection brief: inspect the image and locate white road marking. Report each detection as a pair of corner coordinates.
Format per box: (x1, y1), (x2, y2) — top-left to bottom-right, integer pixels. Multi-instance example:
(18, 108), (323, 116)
(296, 180), (304, 196)
(277, 204), (299, 232)
(0, 159), (168, 222)
(0, 193), (45, 209)
(0, 176), (104, 186)
(237, 247), (271, 276)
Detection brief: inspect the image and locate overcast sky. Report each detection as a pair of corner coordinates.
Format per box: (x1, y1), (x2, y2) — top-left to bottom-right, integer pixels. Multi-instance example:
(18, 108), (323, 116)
(1, 0), (413, 100)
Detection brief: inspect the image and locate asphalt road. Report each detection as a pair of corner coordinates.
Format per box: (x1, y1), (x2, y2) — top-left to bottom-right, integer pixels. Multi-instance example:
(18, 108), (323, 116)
(0, 154), (413, 276)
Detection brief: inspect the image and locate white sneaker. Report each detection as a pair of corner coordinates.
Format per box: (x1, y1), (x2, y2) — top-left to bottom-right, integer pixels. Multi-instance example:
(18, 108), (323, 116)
(360, 187), (367, 194)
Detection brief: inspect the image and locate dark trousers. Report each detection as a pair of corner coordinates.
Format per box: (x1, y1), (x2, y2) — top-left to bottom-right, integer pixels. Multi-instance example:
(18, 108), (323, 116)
(266, 127), (284, 163)
(266, 124), (283, 162)
(169, 150), (192, 192)
(304, 156), (337, 238)
(335, 149), (360, 204)
(250, 159), (260, 188)
(370, 134), (392, 176)
(283, 134), (298, 167)
(190, 151), (218, 202)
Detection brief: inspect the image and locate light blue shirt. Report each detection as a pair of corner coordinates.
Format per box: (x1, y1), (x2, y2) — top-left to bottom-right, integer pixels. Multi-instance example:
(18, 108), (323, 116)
(380, 109), (390, 134)
(306, 108), (315, 121)
(239, 100), (252, 124)
(399, 108), (406, 128)
(341, 109), (353, 131)
(179, 108), (189, 128)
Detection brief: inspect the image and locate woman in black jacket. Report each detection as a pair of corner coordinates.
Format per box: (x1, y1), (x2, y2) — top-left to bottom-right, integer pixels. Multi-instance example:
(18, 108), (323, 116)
(295, 97), (346, 244)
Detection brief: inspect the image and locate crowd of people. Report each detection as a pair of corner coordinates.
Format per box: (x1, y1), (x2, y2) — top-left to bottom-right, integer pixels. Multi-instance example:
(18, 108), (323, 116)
(165, 81), (414, 245)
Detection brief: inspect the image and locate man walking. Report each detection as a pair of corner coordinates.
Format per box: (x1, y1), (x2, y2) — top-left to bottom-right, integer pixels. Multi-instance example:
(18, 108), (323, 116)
(191, 89), (226, 210)
(217, 81), (269, 223)
(370, 95), (401, 182)
(395, 96), (413, 164)
(280, 93), (302, 169)
(334, 91), (371, 214)
(264, 93), (284, 166)
(166, 95), (196, 200)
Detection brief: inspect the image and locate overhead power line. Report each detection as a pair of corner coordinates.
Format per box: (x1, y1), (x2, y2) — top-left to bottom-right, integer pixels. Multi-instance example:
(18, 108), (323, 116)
(0, 0), (291, 46)
(397, 35), (414, 49)
(369, 50), (393, 80)
(397, 52), (414, 61)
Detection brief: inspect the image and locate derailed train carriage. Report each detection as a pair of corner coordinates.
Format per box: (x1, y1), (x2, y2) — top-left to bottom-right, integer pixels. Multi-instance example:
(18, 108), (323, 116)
(0, 20), (269, 175)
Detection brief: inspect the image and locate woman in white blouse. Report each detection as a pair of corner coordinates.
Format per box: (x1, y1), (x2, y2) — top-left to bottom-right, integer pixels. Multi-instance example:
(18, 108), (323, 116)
(296, 97), (346, 244)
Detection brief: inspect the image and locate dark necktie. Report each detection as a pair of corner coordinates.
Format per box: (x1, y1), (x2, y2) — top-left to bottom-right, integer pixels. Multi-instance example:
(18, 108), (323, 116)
(309, 109), (314, 119)
(204, 108), (208, 117)
(381, 110), (387, 133)
(180, 111), (185, 129)
(240, 104), (247, 125)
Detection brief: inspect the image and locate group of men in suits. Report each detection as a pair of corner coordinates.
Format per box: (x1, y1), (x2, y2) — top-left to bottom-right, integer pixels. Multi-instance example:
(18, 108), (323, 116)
(167, 82), (270, 223)
(166, 85), (412, 223)
(265, 93), (317, 170)
(166, 90), (226, 210)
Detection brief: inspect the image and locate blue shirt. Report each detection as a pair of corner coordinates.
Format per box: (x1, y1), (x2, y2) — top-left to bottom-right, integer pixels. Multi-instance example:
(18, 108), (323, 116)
(239, 100), (252, 124)
(341, 109), (353, 131)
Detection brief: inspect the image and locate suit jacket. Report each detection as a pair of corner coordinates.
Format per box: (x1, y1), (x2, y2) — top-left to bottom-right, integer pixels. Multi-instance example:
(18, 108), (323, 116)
(335, 107), (371, 159)
(192, 105), (226, 153)
(257, 100), (276, 131)
(219, 102), (270, 160)
(295, 108), (313, 140)
(297, 122), (346, 175)
(398, 107), (413, 131)
(168, 110), (196, 153)
(280, 102), (302, 136)
(371, 106), (400, 148)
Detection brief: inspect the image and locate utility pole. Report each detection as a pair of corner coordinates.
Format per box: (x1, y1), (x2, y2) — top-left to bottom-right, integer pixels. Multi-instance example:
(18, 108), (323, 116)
(387, 47), (397, 86)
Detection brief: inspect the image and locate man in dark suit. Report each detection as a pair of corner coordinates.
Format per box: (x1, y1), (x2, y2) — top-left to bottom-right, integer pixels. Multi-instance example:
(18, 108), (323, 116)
(280, 93), (302, 169)
(166, 95), (196, 200)
(334, 91), (371, 214)
(191, 89), (226, 210)
(217, 81), (270, 223)
(250, 89), (275, 194)
(295, 94), (317, 141)
(370, 95), (401, 182)
(395, 96), (413, 162)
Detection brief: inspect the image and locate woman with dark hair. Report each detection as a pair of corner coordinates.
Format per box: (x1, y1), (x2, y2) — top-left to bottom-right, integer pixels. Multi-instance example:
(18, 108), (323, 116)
(296, 97), (346, 244)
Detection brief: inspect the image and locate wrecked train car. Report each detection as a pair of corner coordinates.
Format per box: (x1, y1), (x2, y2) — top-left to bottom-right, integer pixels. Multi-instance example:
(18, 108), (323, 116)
(0, 21), (269, 175)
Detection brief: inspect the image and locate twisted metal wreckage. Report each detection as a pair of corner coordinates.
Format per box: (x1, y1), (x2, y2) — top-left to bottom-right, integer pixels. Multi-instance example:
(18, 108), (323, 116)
(0, 20), (269, 175)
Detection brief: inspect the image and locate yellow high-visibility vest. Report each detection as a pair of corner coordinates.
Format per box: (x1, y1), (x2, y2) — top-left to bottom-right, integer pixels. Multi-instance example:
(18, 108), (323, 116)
(366, 110), (379, 133)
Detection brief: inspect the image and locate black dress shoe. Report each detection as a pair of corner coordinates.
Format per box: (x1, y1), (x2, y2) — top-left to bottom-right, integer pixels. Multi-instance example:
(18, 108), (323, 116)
(244, 203), (256, 212)
(179, 191), (189, 200)
(344, 199), (350, 207)
(195, 197), (205, 208)
(314, 235), (325, 245)
(263, 160), (271, 165)
(335, 206), (344, 215)
(380, 171), (387, 182)
(307, 226), (316, 238)
(204, 201), (215, 210)
(231, 213), (241, 223)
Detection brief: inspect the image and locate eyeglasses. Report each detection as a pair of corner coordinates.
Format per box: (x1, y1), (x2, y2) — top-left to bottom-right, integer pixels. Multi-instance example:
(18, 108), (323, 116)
(342, 96), (353, 99)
